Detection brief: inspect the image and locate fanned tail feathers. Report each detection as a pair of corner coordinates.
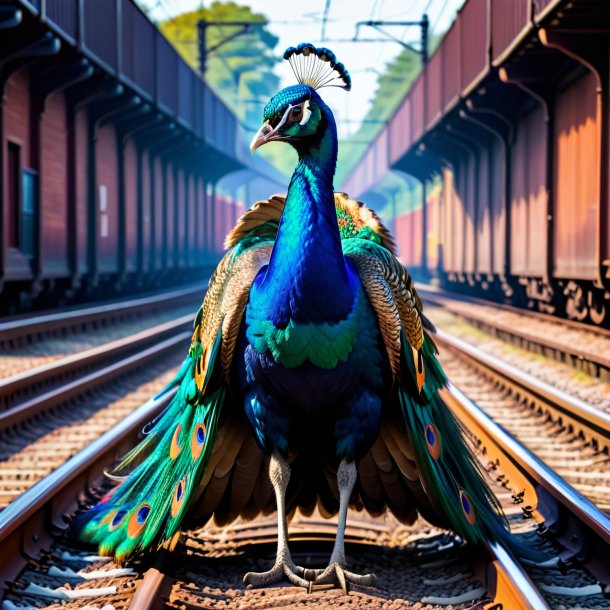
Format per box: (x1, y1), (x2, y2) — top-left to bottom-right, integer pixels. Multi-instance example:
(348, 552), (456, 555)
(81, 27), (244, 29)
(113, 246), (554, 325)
(399, 331), (539, 559)
(74, 335), (226, 564)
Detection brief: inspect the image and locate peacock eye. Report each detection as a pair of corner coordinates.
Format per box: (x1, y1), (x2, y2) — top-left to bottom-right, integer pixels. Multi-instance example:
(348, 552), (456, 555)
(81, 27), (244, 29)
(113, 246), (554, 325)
(289, 106), (303, 121)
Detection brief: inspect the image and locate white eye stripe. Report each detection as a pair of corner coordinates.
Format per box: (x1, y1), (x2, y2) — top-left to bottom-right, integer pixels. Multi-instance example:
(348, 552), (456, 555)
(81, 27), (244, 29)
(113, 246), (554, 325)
(299, 100), (311, 126)
(277, 100), (312, 130)
(277, 105), (293, 130)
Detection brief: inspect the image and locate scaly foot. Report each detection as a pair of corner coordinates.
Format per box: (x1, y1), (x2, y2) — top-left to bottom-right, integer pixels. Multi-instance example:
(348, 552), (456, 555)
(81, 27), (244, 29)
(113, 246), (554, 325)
(243, 560), (315, 589)
(313, 562), (377, 594)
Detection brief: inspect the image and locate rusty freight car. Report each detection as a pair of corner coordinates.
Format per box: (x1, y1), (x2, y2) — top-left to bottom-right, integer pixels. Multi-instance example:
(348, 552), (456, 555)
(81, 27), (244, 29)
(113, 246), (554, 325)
(343, 0), (609, 326)
(0, 0), (284, 314)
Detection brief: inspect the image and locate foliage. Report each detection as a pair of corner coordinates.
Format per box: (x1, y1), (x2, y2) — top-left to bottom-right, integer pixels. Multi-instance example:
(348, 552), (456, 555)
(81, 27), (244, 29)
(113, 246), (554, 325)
(158, 2), (280, 134)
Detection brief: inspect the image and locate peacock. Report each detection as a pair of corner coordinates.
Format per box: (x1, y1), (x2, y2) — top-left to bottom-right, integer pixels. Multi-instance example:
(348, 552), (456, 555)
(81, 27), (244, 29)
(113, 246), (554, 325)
(75, 43), (527, 592)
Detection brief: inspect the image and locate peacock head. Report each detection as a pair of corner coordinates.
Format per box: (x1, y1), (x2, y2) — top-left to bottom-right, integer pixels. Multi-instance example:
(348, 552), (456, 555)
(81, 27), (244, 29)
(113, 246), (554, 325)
(250, 43), (350, 155)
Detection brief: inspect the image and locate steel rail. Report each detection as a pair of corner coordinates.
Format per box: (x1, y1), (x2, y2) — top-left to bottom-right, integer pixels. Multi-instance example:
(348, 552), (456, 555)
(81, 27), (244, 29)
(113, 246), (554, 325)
(0, 329), (191, 430)
(0, 282), (203, 343)
(444, 382), (610, 545)
(434, 329), (610, 438)
(485, 541), (551, 610)
(0, 389), (174, 542)
(417, 283), (610, 341)
(0, 314), (193, 402)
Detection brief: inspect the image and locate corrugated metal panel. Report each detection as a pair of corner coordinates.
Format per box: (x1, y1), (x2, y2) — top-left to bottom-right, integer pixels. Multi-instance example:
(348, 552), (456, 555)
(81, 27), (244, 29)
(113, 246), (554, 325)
(178, 63), (195, 128)
(553, 72), (599, 279)
(510, 107), (547, 277)
(526, 110), (547, 277)
(510, 123), (528, 275)
(426, 49), (442, 129)
(440, 169), (452, 272)
(122, 1), (155, 96)
(46, 0), (78, 42)
(476, 148), (492, 274)
(463, 159), (476, 274)
(395, 207), (423, 268)
(194, 84), (204, 139)
(141, 150), (151, 272)
(156, 36), (180, 115)
(176, 169), (186, 267)
(153, 157), (163, 269)
(490, 0), (530, 63)
(490, 138), (506, 275)
(83, 0), (118, 71)
(375, 129), (389, 179)
(442, 167), (464, 273)
(188, 174), (196, 265)
(426, 185), (441, 271)
(412, 207), (423, 268)
(459, 0), (488, 92)
(441, 20), (460, 112)
(165, 164), (175, 268)
(365, 146), (376, 191)
(389, 98), (411, 165)
(411, 75), (425, 143)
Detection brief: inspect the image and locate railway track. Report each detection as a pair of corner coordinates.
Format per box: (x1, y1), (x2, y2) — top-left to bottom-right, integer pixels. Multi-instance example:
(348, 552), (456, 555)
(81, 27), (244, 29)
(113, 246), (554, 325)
(417, 284), (610, 382)
(0, 285), (207, 508)
(2, 283), (610, 608)
(2, 343), (609, 608)
(0, 283), (202, 348)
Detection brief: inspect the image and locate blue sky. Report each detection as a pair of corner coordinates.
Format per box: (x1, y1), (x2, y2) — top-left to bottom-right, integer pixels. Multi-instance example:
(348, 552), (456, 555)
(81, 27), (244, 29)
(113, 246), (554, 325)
(141, 0), (464, 138)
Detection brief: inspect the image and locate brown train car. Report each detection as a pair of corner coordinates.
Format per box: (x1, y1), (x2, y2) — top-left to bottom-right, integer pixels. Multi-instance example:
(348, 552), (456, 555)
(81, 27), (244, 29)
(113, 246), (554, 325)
(124, 138), (138, 275)
(553, 70), (600, 281)
(96, 124), (120, 275)
(509, 106), (548, 279)
(3, 71), (35, 284)
(0, 0), (283, 313)
(40, 90), (70, 280)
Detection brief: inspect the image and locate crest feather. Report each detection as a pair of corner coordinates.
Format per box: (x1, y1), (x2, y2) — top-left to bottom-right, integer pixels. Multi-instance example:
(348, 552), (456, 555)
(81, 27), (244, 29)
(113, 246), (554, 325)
(283, 43), (351, 91)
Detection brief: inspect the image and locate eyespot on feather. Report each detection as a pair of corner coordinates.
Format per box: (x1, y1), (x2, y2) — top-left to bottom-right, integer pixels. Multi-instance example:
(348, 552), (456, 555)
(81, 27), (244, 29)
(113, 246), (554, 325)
(425, 423), (441, 460)
(459, 490), (476, 525)
(190, 422), (206, 460)
(171, 477), (187, 518)
(170, 423), (182, 460)
(127, 503), (150, 538)
(106, 509), (128, 532)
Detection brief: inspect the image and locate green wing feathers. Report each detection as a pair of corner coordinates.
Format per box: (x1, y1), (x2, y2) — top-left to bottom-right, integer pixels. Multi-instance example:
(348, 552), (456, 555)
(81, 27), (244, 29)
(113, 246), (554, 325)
(76, 231), (273, 563)
(76, 347), (225, 563)
(345, 235), (525, 555)
(76, 192), (523, 563)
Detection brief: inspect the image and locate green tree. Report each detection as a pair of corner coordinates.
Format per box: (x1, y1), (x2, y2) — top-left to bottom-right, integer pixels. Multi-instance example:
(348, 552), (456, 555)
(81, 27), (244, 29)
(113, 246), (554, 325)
(159, 2), (280, 132)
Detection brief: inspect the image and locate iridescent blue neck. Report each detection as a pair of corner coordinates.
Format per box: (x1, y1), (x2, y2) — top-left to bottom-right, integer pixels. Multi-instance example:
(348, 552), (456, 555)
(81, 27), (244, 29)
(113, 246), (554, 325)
(261, 110), (354, 325)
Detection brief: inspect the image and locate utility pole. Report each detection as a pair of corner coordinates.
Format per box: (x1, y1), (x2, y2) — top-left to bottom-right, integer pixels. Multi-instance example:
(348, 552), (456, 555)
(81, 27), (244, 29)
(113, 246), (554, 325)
(352, 14), (429, 65)
(197, 19), (266, 77)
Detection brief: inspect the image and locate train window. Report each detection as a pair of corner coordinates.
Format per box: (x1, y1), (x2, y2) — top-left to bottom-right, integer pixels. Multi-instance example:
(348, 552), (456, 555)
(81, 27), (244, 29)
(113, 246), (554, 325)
(21, 169), (38, 257)
(99, 184), (109, 238)
(7, 142), (20, 249)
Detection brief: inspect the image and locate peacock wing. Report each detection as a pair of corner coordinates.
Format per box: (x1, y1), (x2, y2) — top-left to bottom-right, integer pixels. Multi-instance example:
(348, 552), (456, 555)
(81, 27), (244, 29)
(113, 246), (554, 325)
(74, 209), (276, 564)
(344, 235), (527, 556)
(334, 192), (397, 255)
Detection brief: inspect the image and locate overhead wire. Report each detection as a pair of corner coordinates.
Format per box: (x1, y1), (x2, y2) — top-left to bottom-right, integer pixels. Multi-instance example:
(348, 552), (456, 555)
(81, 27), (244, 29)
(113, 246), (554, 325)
(320, 0), (332, 41)
(431, 0), (452, 30)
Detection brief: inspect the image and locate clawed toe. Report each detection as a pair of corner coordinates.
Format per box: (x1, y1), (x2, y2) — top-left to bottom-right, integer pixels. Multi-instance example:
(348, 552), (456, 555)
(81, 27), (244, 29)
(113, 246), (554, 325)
(243, 561), (311, 589)
(314, 562), (377, 594)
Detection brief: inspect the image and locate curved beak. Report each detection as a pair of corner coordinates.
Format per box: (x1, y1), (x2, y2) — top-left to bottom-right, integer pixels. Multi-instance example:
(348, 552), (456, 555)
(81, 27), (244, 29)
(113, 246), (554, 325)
(250, 120), (282, 153)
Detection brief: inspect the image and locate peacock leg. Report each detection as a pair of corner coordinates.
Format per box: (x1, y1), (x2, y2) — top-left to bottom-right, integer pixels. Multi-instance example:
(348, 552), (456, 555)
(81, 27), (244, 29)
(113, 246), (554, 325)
(313, 459), (377, 594)
(243, 449), (311, 589)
